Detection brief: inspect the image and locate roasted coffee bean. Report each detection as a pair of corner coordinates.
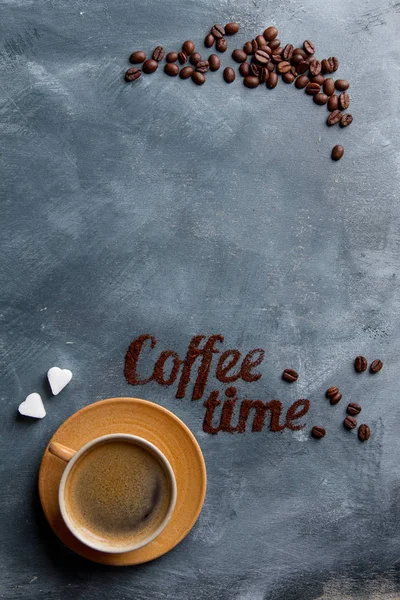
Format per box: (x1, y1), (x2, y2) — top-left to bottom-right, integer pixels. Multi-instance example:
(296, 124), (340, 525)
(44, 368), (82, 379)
(211, 24), (225, 39)
(267, 61), (275, 72)
(291, 54), (304, 66)
(305, 82), (320, 95)
(243, 75), (259, 88)
(166, 52), (178, 63)
(291, 66), (298, 76)
(313, 93), (328, 105)
(331, 145), (344, 161)
(272, 53), (283, 64)
(142, 59), (158, 74)
(243, 41), (253, 55)
(327, 110), (342, 125)
(344, 416), (357, 430)
(330, 392), (342, 405)
(331, 57), (339, 71)
(311, 426), (326, 439)
(182, 40), (195, 55)
(152, 46), (165, 62)
(192, 71), (205, 85)
(297, 61), (309, 74)
(178, 52), (187, 65)
(255, 49), (270, 65)
(239, 62), (250, 76)
(311, 74), (324, 85)
(358, 424), (370, 441)
(250, 62), (260, 76)
(339, 92), (350, 109)
(303, 40), (315, 55)
(249, 39), (258, 53)
(355, 356), (368, 372)
(179, 66), (194, 79)
(340, 114), (353, 127)
(223, 67), (235, 83)
(282, 44), (294, 60)
(295, 74), (309, 89)
(294, 47), (307, 58)
(209, 54), (220, 71)
(196, 60), (209, 73)
(259, 67), (269, 83)
(347, 403), (362, 416)
(232, 49), (247, 63)
(273, 47), (283, 56)
(282, 71), (295, 83)
(204, 34), (214, 48)
(370, 359), (383, 373)
(124, 67), (142, 81)
(282, 368), (298, 383)
(323, 78), (335, 96)
(264, 26), (278, 41)
(225, 22), (240, 35)
(266, 72), (278, 88)
(190, 52), (202, 65)
(321, 58), (333, 74)
(327, 95), (339, 111)
(216, 38), (227, 52)
(326, 386), (340, 398)
(129, 50), (146, 64)
(309, 59), (321, 76)
(335, 79), (349, 91)
(164, 63), (179, 76)
(268, 39), (281, 50)
(277, 61), (291, 73)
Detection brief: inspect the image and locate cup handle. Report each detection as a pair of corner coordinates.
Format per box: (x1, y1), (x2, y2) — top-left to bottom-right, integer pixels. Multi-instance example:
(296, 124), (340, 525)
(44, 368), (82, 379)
(48, 441), (77, 463)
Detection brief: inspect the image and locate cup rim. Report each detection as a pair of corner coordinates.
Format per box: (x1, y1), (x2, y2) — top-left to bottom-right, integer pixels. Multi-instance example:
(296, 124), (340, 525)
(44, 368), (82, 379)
(58, 433), (177, 554)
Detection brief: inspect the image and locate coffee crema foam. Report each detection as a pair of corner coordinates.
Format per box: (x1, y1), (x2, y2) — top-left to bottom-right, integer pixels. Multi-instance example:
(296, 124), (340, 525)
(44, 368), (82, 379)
(65, 440), (172, 548)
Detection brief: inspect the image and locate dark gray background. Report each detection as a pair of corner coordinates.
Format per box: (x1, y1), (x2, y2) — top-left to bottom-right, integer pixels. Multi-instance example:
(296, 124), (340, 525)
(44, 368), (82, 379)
(1, 0), (400, 598)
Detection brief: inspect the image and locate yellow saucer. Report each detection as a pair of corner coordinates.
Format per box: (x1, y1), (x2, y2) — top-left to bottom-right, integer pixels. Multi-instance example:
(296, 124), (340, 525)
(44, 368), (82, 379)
(38, 397), (207, 565)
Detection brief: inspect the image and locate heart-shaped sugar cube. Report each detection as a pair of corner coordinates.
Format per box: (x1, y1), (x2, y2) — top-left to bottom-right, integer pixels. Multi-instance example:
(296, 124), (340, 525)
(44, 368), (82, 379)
(18, 393), (46, 419)
(47, 367), (73, 395)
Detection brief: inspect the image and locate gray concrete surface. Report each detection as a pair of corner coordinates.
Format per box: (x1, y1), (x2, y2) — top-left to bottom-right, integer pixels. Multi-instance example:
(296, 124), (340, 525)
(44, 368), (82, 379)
(1, 0), (400, 598)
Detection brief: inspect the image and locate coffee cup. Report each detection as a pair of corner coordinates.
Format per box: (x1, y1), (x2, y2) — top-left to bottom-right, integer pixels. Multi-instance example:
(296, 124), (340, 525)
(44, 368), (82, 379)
(48, 433), (177, 553)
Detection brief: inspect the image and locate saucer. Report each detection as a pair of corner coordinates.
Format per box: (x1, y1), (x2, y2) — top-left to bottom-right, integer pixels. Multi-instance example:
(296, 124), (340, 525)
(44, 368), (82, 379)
(38, 397), (207, 565)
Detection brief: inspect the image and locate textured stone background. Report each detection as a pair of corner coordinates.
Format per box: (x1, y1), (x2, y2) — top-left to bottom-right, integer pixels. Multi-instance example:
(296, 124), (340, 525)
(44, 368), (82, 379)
(1, 0), (400, 598)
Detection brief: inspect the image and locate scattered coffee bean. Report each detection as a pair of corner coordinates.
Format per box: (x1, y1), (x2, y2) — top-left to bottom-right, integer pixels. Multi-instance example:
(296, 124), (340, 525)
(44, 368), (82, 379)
(192, 71), (205, 85)
(243, 41), (253, 55)
(339, 92), (350, 109)
(250, 62), (260, 76)
(130, 50), (146, 64)
(269, 39), (281, 50)
(250, 39), (258, 53)
(282, 71), (295, 83)
(211, 24), (225, 39)
(331, 145), (344, 160)
(293, 48), (307, 58)
(291, 54), (304, 66)
(209, 54), (220, 71)
(311, 74), (324, 85)
(166, 51), (178, 63)
(125, 67), (142, 82)
(272, 53), (283, 64)
(178, 51), (187, 65)
(282, 44), (294, 60)
(282, 368), (299, 383)
(266, 72), (278, 88)
(330, 392), (342, 405)
(358, 424), (371, 441)
(313, 93), (328, 105)
(297, 61), (309, 74)
(321, 58), (333, 74)
(335, 79), (349, 91)
(295, 74), (309, 89)
(152, 46), (165, 62)
(164, 63), (179, 76)
(291, 66), (298, 76)
(142, 59), (158, 74)
(331, 57), (339, 71)
(267, 61), (275, 72)
(303, 39), (315, 55)
(182, 40), (195, 55)
(312, 426), (326, 439)
(190, 52), (202, 66)
(327, 110), (342, 125)
(327, 95), (339, 111)
(326, 386), (339, 398)
(309, 59), (321, 76)
(255, 49), (271, 65)
(239, 62), (250, 76)
(196, 60), (210, 73)
(225, 22), (240, 35)
(340, 114), (353, 127)
(256, 35), (266, 48)
(277, 61), (291, 73)
(323, 78), (335, 96)
(243, 75), (259, 88)
(233, 48), (248, 63)
(347, 403), (362, 416)
(223, 67), (235, 83)
(370, 359), (383, 374)
(264, 26), (278, 41)
(204, 34), (214, 48)
(305, 82), (320, 95)
(180, 66), (194, 79)
(216, 38), (228, 52)
(344, 416), (357, 430)
(354, 356), (368, 372)
(259, 67), (270, 83)
(273, 47), (284, 56)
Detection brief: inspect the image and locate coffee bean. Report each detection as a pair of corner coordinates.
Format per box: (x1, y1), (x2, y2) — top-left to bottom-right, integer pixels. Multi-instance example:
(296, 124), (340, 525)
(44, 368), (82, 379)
(327, 110), (342, 125)
(249, 39), (258, 53)
(129, 50), (146, 64)
(339, 92), (350, 109)
(264, 26), (278, 41)
(266, 72), (278, 88)
(291, 66), (298, 76)
(291, 54), (302, 66)
(142, 59), (158, 74)
(295, 74), (309, 89)
(370, 359), (383, 373)
(211, 24), (225, 39)
(294, 48), (307, 58)
(358, 424), (371, 441)
(331, 57), (339, 71)
(243, 41), (253, 55)
(190, 52), (202, 66)
(243, 75), (259, 88)
(297, 61), (309, 74)
(209, 54), (220, 71)
(311, 426), (326, 439)
(259, 67), (269, 83)
(256, 35), (266, 47)
(347, 403), (362, 416)
(272, 54), (283, 64)
(354, 356), (368, 372)
(204, 34), (214, 48)
(216, 38), (228, 52)
(179, 66), (194, 79)
(178, 52), (187, 65)
(268, 39), (281, 50)
(330, 392), (342, 405)
(309, 60), (321, 76)
(250, 63), (260, 76)
(267, 61), (275, 72)
(223, 67), (235, 83)
(277, 61), (291, 73)
(192, 71), (205, 85)
(340, 114), (353, 127)
(196, 60), (209, 73)
(255, 49), (270, 65)
(313, 93), (328, 105)
(232, 49), (247, 63)
(311, 74), (324, 85)
(321, 58), (333, 74)
(326, 386), (339, 398)
(323, 78), (335, 96)
(166, 52), (178, 63)
(182, 40), (195, 55)
(282, 71), (295, 83)
(164, 63), (179, 76)
(273, 47), (283, 56)
(282, 44), (294, 60)
(335, 79), (349, 91)
(331, 145), (344, 161)
(125, 67), (142, 82)
(152, 46), (165, 62)
(303, 40), (315, 55)
(344, 416), (357, 430)
(282, 368), (298, 383)
(239, 62), (250, 76)
(327, 95), (339, 111)
(225, 22), (239, 35)
(305, 82), (320, 95)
